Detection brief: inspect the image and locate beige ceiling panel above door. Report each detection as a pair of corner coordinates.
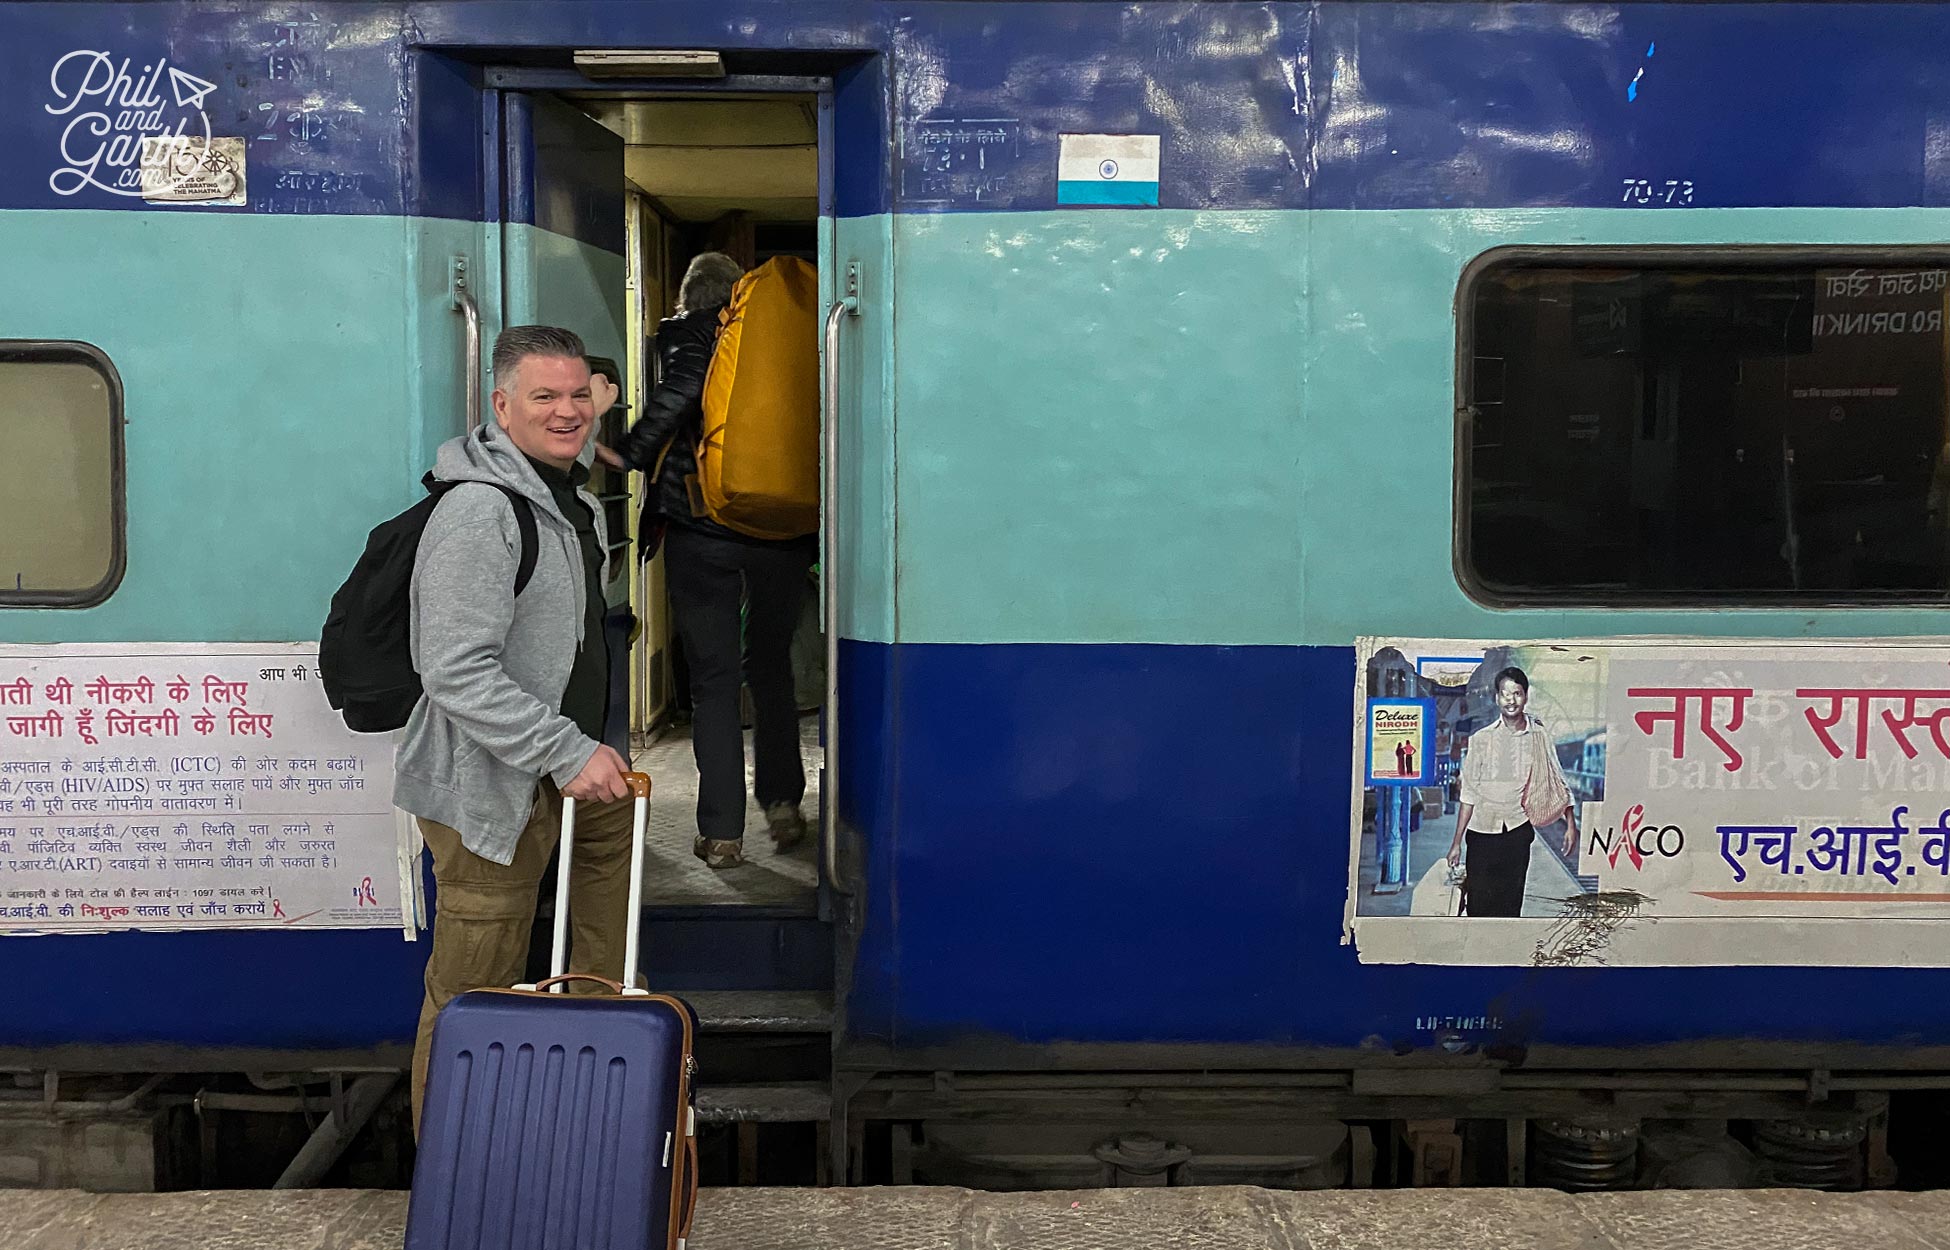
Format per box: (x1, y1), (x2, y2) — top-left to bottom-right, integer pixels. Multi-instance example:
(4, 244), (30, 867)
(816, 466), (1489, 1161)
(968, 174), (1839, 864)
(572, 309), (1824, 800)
(624, 144), (817, 200)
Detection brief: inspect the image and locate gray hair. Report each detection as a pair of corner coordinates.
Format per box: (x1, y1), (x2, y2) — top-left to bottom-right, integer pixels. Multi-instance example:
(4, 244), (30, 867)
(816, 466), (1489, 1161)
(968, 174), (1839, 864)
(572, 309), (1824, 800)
(677, 253), (743, 314)
(491, 325), (588, 394)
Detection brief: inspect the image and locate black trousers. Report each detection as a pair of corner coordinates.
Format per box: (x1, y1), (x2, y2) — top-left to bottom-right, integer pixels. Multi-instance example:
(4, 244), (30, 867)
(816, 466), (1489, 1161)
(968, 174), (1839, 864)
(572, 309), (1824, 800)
(1464, 823), (1535, 917)
(664, 526), (815, 843)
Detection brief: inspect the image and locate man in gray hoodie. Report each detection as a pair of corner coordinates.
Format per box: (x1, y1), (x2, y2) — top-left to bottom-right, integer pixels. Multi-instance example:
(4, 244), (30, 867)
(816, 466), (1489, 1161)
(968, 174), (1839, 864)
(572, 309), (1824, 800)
(394, 325), (636, 1132)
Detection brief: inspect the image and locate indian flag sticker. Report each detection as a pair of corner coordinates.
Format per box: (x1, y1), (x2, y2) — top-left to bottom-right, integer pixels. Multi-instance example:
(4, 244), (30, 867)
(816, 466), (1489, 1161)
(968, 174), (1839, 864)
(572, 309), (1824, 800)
(1057, 134), (1160, 207)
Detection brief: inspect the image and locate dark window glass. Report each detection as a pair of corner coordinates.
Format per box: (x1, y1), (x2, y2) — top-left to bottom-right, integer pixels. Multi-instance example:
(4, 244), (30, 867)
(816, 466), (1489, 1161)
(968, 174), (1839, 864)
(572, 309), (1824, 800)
(1461, 250), (1950, 604)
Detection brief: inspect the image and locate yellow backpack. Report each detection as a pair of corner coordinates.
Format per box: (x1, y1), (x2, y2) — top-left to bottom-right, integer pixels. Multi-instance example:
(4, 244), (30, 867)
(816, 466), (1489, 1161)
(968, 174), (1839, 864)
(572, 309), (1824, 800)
(694, 256), (821, 540)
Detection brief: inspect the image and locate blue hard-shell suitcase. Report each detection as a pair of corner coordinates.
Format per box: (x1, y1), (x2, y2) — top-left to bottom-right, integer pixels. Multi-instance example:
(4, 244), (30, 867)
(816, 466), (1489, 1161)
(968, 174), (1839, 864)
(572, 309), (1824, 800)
(406, 773), (700, 1250)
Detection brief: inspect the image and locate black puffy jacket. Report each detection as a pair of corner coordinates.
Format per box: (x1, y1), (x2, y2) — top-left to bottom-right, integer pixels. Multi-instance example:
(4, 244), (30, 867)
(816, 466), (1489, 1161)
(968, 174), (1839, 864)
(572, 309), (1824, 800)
(614, 306), (744, 551)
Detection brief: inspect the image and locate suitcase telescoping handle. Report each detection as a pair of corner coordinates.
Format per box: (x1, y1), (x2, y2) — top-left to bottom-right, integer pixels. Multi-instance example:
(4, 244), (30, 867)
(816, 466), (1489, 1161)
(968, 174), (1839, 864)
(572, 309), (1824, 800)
(542, 771), (652, 996)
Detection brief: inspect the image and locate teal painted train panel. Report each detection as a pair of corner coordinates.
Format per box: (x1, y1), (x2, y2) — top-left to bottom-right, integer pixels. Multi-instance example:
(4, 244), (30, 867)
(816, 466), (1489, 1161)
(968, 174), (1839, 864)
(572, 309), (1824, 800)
(408, 217), (491, 475)
(880, 207), (1950, 647)
(0, 208), (901, 651)
(0, 210), (424, 644)
(833, 213), (897, 644)
(888, 210), (1309, 646)
(14, 204), (1950, 654)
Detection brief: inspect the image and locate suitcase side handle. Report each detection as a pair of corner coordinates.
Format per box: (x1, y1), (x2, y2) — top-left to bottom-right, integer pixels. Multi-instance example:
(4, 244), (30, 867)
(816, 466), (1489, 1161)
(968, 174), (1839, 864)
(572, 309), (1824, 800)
(546, 772), (655, 994)
(677, 1131), (699, 1244)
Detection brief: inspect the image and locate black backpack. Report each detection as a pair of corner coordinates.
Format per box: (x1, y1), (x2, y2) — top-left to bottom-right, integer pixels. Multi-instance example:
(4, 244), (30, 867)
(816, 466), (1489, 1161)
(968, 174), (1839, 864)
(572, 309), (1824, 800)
(320, 475), (538, 733)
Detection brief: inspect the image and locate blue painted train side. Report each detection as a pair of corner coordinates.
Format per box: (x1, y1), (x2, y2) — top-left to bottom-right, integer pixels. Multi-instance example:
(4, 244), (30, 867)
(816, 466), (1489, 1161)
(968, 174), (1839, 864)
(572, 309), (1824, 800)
(5, 0), (1950, 1071)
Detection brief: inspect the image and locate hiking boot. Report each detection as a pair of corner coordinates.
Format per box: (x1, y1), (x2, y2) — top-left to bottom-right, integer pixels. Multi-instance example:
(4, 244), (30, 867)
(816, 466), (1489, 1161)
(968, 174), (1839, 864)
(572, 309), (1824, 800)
(692, 836), (743, 869)
(765, 803), (808, 851)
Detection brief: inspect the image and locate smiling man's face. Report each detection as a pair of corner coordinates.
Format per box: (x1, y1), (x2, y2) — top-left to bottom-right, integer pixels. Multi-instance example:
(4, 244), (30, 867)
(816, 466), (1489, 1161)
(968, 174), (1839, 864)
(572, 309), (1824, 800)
(493, 353), (594, 470)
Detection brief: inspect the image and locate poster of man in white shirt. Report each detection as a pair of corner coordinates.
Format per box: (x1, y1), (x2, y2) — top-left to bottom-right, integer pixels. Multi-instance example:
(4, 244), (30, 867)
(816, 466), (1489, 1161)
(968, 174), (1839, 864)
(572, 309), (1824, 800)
(1350, 636), (1950, 968)
(1352, 644), (1603, 922)
(1443, 665), (1583, 917)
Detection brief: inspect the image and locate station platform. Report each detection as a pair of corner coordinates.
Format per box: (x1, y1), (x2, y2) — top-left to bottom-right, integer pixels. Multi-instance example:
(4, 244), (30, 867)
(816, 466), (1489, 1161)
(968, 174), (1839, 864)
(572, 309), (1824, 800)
(5, 1184), (1950, 1249)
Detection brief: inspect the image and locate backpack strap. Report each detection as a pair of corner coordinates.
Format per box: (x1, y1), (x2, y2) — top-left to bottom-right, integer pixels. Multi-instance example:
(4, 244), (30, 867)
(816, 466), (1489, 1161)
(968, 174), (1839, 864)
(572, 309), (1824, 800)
(494, 485), (540, 597)
(423, 476), (540, 597)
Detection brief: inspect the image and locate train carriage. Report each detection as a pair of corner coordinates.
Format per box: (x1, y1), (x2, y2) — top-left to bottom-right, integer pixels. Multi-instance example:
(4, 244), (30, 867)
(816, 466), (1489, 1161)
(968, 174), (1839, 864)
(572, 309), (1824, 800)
(4, 0), (1950, 1191)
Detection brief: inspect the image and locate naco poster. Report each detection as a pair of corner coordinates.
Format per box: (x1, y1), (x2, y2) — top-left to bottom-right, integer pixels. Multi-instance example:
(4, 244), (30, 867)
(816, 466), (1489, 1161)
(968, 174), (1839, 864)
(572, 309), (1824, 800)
(1348, 637), (1950, 967)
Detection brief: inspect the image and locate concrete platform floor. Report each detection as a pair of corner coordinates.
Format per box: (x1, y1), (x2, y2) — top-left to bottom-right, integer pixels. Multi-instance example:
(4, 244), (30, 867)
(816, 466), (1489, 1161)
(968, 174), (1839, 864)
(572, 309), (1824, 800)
(5, 1185), (1950, 1250)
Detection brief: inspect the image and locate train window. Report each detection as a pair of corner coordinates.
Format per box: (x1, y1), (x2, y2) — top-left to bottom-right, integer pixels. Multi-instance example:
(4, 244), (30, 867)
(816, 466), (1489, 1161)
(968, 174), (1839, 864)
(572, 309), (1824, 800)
(0, 342), (124, 607)
(1459, 248), (1950, 605)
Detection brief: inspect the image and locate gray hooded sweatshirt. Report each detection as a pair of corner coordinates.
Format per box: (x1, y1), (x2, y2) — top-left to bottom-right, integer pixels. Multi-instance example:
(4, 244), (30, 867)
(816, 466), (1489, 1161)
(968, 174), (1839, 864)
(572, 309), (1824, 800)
(391, 420), (609, 865)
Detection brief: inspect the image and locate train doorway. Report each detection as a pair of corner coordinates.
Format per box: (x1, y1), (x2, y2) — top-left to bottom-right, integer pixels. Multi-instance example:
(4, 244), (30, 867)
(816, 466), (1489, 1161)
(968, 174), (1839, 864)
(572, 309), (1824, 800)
(492, 76), (838, 959)
(482, 66), (854, 1186)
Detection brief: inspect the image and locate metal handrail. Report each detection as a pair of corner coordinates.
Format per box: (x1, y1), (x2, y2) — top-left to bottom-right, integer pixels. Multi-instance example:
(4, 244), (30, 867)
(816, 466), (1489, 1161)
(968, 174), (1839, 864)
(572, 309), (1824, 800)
(454, 261), (481, 431)
(822, 294), (859, 893)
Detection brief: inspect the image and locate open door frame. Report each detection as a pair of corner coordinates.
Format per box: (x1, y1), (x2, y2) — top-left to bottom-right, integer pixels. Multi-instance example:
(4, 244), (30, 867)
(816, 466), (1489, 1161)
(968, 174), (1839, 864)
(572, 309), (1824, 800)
(480, 70), (842, 912)
(626, 187), (675, 739)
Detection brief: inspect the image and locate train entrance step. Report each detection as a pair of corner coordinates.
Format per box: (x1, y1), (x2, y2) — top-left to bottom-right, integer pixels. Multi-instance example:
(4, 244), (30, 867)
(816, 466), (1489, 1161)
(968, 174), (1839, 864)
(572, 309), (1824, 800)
(685, 990), (833, 1035)
(638, 909), (833, 993)
(696, 1081), (831, 1125)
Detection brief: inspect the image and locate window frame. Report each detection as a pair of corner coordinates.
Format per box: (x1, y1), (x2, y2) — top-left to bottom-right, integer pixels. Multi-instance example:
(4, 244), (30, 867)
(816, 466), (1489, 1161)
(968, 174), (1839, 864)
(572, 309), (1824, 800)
(1453, 243), (1950, 610)
(0, 340), (127, 608)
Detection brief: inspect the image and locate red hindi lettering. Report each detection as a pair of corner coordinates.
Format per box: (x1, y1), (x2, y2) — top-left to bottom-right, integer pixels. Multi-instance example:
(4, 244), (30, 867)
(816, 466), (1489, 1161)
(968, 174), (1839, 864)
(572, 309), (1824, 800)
(1626, 687), (1752, 772)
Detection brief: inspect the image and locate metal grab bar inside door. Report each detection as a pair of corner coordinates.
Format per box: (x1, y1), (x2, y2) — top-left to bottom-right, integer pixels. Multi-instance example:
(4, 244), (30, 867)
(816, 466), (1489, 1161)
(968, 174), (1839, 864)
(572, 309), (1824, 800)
(822, 294), (858, 894)
(454, 257), (481, 432)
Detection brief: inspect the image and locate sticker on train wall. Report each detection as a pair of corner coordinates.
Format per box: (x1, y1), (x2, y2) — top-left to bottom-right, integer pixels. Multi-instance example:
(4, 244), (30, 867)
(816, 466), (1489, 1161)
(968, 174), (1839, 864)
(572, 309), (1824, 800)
(140, 136), (246, 206)
(1366, 698), (1435, 788)
(1345, 637), (1950, 969)
(44, 49), (223, 200)
(1057, 134), (1160, 206)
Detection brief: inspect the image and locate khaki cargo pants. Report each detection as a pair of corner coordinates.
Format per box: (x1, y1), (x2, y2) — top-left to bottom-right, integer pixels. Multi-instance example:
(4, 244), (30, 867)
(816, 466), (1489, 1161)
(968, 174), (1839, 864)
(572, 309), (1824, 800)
(410, 779), (636, 1135)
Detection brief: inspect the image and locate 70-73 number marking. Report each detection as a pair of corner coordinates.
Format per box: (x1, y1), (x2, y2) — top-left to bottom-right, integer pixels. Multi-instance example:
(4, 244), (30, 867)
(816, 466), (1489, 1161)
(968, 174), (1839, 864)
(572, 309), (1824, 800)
(1622, 178), (1695, 205)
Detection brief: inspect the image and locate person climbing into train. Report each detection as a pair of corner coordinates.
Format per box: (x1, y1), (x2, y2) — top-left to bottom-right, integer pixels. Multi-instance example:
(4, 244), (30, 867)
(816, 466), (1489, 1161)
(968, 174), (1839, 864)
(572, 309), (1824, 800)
(394, 324), (636, 1134)
(592, 252), (816, 870)
(1443, 666), (1580, 917)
